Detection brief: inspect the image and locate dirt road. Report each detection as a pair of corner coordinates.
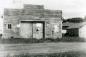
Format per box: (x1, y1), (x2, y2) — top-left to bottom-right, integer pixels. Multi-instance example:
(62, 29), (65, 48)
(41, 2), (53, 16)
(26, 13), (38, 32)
(0, 42), (86, 56)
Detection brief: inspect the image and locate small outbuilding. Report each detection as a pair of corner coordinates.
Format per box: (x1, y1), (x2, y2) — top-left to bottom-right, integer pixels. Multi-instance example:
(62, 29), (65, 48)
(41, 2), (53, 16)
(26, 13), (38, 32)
(63, 21), (86, 39)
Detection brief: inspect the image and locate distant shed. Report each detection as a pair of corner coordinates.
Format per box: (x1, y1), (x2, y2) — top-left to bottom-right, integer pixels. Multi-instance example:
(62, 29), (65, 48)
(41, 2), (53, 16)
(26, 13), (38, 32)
(63, 21), (86, 39)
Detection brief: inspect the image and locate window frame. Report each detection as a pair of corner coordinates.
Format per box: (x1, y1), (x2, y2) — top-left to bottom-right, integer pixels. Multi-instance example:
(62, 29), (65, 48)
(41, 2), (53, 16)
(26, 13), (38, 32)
(8, 24), (12, 29)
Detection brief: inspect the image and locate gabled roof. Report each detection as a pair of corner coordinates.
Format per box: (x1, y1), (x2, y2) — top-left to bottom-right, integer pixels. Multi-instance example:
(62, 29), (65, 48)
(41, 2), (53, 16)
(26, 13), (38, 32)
(63, 22), (86, 29)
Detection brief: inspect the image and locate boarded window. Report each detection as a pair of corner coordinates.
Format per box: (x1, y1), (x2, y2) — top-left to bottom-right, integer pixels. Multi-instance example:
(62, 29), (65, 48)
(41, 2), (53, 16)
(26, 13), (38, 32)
(8, 24), (12, 29)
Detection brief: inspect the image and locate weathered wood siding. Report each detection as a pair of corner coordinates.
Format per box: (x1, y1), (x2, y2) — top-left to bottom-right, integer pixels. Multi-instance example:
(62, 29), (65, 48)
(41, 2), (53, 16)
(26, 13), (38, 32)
(3, 4), (62, 39)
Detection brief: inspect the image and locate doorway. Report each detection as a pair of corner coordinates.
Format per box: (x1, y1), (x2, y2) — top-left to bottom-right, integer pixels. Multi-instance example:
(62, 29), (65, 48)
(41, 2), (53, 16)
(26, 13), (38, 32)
(20, 21), (45, 39)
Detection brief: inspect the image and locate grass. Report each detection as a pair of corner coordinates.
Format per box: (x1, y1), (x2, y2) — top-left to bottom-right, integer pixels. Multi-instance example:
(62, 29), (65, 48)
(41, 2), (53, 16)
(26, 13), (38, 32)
(61, 37), (85, 42)
(0, 37), (85, 44)
(5, 51), (86, 57)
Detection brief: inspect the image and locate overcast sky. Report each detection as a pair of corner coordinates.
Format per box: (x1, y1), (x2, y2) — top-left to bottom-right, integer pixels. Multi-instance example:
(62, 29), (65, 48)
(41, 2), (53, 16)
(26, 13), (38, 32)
(0, 0), (86, 18)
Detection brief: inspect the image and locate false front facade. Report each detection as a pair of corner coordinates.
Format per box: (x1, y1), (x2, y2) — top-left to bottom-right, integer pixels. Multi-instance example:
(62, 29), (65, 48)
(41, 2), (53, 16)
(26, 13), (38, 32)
(3, 4), (62, 39)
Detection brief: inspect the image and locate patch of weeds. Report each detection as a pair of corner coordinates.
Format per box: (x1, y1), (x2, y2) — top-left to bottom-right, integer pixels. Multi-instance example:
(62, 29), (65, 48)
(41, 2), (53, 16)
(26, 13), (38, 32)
(5, 51), (85, 57)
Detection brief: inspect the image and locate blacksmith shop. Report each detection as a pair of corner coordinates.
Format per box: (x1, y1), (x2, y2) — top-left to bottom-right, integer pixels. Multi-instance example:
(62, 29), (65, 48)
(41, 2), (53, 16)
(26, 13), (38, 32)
(3, 4), (62, 39)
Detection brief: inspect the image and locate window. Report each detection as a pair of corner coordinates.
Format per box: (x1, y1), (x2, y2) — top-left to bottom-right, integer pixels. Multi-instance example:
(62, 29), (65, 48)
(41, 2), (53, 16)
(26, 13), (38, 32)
(8, 24), (12, 29)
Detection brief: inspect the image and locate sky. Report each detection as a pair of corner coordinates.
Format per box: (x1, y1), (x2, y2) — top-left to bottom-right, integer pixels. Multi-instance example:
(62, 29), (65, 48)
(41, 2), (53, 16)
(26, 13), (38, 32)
(0, 0), (86, 33)
(0, 0), (86, 18)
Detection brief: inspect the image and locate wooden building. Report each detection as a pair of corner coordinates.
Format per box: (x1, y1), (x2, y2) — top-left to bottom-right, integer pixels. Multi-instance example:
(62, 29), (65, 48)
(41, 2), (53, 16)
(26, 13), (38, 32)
(3, 4), (62, 39)
(63, 20), (86, 39)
